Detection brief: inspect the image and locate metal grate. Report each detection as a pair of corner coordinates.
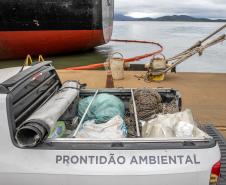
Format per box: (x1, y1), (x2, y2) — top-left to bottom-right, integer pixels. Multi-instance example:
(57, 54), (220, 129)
(204, 124), (226, 185)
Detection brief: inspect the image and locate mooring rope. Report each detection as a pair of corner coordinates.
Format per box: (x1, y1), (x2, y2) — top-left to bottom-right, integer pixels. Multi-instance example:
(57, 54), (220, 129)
(138, 24), (226, 82)
(168, 24), (226, 62)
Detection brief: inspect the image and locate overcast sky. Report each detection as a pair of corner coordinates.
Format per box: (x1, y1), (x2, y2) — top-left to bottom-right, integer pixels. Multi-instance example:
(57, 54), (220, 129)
(115, 0), (226, 19)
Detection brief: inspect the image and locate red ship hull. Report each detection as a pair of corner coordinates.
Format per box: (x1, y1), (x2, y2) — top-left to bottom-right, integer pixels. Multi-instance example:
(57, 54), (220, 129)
(0, 30), (107, 60)
(0, 0), (114, 60)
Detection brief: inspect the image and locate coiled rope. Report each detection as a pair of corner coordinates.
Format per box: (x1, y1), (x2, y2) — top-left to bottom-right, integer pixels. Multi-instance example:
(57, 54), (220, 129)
(125, 89), (179, 137)
(130, 89), (163, 121)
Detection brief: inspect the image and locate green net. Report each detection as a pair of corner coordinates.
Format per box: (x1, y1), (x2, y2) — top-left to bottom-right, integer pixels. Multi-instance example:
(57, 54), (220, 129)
(78, 93), (125, 124)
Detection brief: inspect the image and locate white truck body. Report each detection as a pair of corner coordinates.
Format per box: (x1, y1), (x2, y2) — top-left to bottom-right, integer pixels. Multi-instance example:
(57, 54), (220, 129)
(0, 62), (222, 185)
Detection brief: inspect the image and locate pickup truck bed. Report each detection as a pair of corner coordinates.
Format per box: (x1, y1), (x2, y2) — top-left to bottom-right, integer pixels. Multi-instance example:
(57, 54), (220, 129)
(204, 124), (226, 185)
(0, 62), (224, 185)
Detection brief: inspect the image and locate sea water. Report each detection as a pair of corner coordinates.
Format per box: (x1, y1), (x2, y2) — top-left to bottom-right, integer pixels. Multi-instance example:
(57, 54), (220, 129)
(0, 21), (225, 73)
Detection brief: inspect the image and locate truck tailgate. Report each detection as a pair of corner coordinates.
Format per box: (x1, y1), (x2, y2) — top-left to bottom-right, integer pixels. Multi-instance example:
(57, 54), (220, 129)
(0, 145), (220, 185)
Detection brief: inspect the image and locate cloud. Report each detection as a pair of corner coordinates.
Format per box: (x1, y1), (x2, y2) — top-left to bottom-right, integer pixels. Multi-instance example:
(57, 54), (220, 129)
(115, 0), (226, 18)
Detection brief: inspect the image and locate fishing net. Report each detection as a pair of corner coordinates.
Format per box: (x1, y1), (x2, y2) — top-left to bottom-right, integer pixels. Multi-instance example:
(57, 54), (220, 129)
(130, 89), (163, 121)
(162, 99), (179, 114)
(125, 89), (179, 137)
(78, 93), (125, 124)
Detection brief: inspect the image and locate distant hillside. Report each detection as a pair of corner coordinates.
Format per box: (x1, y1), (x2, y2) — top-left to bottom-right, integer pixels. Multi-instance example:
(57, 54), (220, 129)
(114, 14), (226, 22)
(114, 14), (135, 21)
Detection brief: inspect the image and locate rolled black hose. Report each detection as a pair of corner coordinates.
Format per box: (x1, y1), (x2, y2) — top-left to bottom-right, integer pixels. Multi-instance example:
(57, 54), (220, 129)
(15, 81), (80, 147)
(15, 122), (49, 147)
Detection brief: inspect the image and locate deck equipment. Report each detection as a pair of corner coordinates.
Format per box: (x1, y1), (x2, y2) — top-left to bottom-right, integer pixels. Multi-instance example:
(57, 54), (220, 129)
(144, 24), (226, 82)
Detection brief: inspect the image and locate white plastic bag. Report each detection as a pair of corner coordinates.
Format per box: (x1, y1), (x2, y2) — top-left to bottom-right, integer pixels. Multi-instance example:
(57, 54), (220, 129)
(76, 115), (127, 139)
(174, 121), (194, 138)
(142, 109), (200, 138)
(141, 117), (175, 138)
(148, 124), (174, 138)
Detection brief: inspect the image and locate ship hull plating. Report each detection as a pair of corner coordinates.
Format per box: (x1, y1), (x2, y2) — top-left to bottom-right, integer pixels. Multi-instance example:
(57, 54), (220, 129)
(0, 0), (114, 60)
